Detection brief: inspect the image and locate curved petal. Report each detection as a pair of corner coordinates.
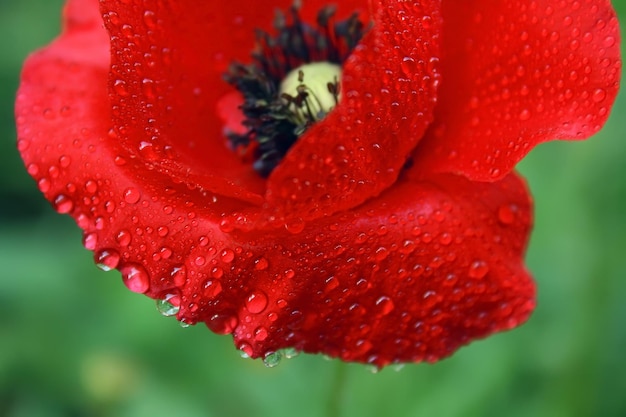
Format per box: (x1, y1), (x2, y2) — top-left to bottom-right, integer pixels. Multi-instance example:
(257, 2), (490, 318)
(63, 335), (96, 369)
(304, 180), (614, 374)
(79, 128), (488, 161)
(177, 172), (535, 367)
(99, 0), (370, 204)
(413, 0), (621, 180)
(17, 0), (251, 301)
(263, 0), (442, 225)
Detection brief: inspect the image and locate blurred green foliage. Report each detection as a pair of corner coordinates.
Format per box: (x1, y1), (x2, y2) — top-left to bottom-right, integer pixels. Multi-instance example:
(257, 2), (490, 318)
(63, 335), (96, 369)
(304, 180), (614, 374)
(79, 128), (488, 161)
(1, 1), (625, 416)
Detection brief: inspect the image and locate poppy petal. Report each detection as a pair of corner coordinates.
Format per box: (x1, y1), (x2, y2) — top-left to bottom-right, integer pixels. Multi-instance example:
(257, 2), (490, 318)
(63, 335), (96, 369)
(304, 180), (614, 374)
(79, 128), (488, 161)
(413, 0), (621, 180)
(99, 0), (371, 204)
(17, 0), (251, 301)
(177, 172), (535, 366)
(263, 0), (442, 224)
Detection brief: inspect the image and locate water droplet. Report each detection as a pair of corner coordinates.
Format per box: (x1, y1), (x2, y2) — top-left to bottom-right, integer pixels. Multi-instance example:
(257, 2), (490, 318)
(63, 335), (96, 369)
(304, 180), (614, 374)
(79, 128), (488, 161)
(592, 88), (606, 103)
(281, 347), (300, 359)
(263, 351), (282, 368)
(82, 232), (98, 250)
(220, 249), (235, 263)
(246, 291), (268, 314)
(95, 249), (120, 271)
(120, 263), (150, 293)
(203, 279), (223, 298)
(254, 326), (268, 341)
(113, 79), (129, 96)
(285, 218), (305, 234)
(207, 313), (238, 335)
(254, 257), (269, 271)
(439, 233), (452, 245)
(124, 187), (141, 204)
(141, 78), (156, 100)
(170, 265), (186, 287)
(116, 229), (132, 246)
(53, 194), (74, 213)
(498, 204), (516, 225)
(238, 342), (254, 358)
(468, 260), (489, 279)
(84, 180), (98, 194)
(156, 294), (180, 317)
(400, 56), (417, 76)
(375, 296), (395, 315)
(519, 109), (531, 121)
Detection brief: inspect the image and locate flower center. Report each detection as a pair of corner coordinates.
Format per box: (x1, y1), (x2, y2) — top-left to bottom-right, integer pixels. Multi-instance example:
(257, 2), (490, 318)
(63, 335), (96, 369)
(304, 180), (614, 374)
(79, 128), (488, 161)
(224, 5), (366, 177)
(279, 62), (342, 127)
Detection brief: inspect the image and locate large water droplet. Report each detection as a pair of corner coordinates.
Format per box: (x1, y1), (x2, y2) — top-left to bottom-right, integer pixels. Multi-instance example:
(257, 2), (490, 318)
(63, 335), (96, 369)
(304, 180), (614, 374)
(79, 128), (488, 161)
(220, 249), (235, 263)
(82, 232), (98, 250)
(246, 291), (268, 314)
(375, 296), (395, 316)
(498, 204), (516, 225)
(123, 187), (141, 204)
(156, 294), (180, 317)
(263, 351), (282, 368)
(206, 313), (238, 335)
(170, 265), (187, 287)
(468, 260), (489, 279)
(120, 263), (150, 293)
(95, 249), (120, 271)
(54, 194), (74, 213)
(254, 326), (268, 341)
(281, 347), (300, 359)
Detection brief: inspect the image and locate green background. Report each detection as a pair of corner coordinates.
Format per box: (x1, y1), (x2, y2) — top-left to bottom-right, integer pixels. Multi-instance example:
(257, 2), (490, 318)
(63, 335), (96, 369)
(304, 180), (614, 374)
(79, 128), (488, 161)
(1, 1), (625, 416)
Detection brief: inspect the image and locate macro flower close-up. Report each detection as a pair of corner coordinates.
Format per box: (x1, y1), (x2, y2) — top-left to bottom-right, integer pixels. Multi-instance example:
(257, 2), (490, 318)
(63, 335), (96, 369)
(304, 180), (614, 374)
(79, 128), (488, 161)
(14, 0), (621, 373)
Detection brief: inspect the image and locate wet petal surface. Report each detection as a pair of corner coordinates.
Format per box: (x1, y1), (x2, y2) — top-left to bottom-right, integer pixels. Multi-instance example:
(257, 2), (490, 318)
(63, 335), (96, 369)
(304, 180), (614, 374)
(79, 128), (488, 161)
(414, 0), (621, 180)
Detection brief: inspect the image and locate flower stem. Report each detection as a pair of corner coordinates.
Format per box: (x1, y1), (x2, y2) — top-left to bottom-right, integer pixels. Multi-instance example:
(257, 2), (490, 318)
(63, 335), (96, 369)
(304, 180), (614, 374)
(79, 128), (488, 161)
(327, 361), (349, 417)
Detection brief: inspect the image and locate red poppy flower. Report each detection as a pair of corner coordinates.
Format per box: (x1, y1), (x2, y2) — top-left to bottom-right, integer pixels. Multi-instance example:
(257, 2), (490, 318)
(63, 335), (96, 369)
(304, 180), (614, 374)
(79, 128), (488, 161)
(16, 0), (620, 367)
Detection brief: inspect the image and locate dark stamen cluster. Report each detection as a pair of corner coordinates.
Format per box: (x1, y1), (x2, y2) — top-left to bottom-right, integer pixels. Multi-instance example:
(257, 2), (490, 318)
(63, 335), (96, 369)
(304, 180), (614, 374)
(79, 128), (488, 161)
(224, 4), (366, 177)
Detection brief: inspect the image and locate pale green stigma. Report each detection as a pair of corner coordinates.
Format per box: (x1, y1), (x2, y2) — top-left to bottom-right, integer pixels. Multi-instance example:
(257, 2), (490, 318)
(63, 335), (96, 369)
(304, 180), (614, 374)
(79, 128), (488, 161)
(279, 62), (342, 126)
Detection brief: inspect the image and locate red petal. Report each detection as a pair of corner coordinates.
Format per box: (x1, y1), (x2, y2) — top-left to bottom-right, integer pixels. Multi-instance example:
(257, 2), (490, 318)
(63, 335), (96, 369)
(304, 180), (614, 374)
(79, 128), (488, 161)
(263, 0), (442, 224)
(99, 0), (370, 204)
(178, 172), (535, 366)
(17, 0), (250, 300)
(413, 0), (621, 180)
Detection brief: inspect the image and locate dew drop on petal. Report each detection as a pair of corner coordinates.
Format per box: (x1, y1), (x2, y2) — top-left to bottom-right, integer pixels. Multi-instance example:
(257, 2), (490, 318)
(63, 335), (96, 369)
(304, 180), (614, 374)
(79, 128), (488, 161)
(468, 260), (489, 279)
(238, 342), (254, 358)
(82, 232), (98, 250)
(114, 231), (132, 250)
(281, 347), (300, 359)
(592, 88), (607, 103)
(206, 313), (238, 335)
(498, 204), (516, 225)
(254, 326), (268, 341)
(124, 187), (141, 204)
(95, 249), (120, 271)
(254, 257), (269, 271)
(263, 351), (282, 368)
(518, 109), (531, 121)
(170, 265), (187, 287)
(375, 296), (395, 316)
(54, 194), (74, 213)
(246, 291), (268, 314)
(285, 218), (305, 234)
(203, 279), (223, 298)
(120, 263), (150, 293)
(84, 180), (98, 194)
(220, 249), (235, 263)
(156, 293), (180, 317)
